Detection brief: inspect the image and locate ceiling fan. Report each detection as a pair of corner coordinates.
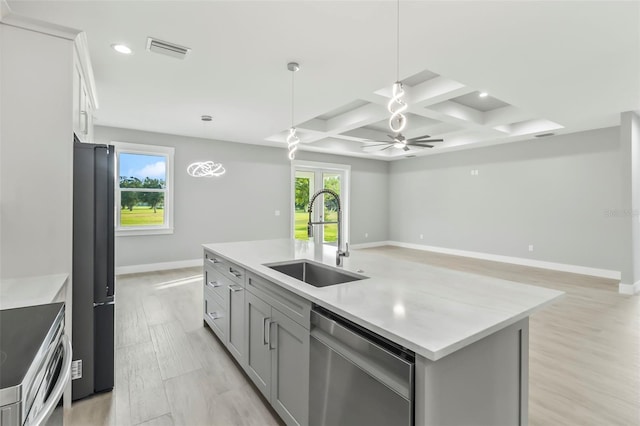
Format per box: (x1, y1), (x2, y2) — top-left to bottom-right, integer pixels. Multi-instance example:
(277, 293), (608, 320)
(363, 133), (444, 152)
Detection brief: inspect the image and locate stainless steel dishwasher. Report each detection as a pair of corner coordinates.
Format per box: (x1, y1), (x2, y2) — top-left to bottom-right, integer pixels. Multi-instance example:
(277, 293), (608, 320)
(309, 306), (415, 426)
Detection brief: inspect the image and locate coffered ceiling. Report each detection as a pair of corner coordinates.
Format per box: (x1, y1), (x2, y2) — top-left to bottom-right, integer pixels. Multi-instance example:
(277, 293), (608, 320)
(6, 1), (640, 160)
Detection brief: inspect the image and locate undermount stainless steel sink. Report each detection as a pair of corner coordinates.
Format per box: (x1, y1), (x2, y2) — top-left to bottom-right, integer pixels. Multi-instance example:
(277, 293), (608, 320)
(265, 260), (367, 288)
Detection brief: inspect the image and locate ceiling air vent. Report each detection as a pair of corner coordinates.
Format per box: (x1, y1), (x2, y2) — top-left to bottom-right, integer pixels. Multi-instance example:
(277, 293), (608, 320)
(146, 37), (191, 59)
(534, 132), (555, 138)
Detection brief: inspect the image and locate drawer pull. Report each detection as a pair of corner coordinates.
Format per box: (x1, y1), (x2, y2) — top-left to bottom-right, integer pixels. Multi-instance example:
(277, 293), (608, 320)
(208, 257), (221, 264)
(229, 284), (243, 293)
(229, 268), (242, 278)
(207, 280), (222, 288)
(208, 311), (223, 321)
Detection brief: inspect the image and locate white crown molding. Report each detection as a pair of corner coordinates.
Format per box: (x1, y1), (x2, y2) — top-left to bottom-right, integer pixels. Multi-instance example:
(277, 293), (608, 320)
(0, 5), (80, 40)
(116, 258), (203, 276)
(619, 281), (640, 296)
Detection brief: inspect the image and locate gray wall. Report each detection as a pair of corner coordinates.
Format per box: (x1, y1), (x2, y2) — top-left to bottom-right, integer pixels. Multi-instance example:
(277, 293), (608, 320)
(93, 126), (389, 268)
(388, 127), (627, 275)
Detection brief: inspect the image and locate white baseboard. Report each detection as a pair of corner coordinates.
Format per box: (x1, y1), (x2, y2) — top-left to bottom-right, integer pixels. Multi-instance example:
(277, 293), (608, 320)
(350, 241), (392, 249)
(116, 258), (203, 275)
(386, 241), (622, 281)
(619, 281), (640, 295)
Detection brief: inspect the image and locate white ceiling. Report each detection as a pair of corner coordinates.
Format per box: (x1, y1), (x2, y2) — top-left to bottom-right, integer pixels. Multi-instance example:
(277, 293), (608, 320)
(7, 0), (640, 160)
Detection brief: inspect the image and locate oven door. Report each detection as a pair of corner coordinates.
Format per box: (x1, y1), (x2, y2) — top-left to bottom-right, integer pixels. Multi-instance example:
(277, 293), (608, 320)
(25, 335), (72, 426)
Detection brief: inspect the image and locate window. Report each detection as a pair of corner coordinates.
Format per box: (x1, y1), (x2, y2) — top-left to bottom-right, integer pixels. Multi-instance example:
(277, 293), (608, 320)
(114, 142), (174, 236)
(291, 161), (350, 246)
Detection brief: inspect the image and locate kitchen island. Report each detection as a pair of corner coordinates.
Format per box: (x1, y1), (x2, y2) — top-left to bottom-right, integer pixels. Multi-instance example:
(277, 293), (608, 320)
(202, 239), (563, 426)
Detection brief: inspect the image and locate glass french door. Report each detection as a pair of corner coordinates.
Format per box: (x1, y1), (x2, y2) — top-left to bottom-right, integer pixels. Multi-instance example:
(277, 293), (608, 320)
(292, 162), (349, 247)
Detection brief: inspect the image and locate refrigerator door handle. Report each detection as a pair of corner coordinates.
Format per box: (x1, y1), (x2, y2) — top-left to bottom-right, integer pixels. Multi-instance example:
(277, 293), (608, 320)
(93, 299), (115, 308)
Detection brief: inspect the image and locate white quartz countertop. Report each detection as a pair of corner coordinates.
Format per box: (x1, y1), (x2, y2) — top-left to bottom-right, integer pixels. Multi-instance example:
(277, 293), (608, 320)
(203, 239), (564, 361)
(0, 273), (69, 310)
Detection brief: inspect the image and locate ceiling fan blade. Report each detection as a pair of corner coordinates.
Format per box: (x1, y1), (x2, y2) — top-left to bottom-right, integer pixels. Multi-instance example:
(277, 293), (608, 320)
(362, 142), (391, 147)
(406, 135), (431, 142)
(380, 145), (394, 151)
(409, 139), (444, 145)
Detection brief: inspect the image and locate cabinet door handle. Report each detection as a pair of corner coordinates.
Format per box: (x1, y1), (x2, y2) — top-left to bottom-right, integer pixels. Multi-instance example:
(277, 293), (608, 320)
(80, 110), (88, 135)
(229, 285), (243, 292)
(208, 257), (221, 264)
(269, 321), (277, 350)
(263, 317), (270, 345)
(207, 280), (222, 288)
(229, 268), (242, 278)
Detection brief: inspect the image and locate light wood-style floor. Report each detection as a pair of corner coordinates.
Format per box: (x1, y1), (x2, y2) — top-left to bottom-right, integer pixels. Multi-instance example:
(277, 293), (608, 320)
(66, 247), (640, 426)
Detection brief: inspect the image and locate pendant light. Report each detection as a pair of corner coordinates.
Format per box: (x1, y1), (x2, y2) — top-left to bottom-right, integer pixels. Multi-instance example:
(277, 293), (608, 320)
(286, 62), (300, 160)
(387, 0), (407, 133)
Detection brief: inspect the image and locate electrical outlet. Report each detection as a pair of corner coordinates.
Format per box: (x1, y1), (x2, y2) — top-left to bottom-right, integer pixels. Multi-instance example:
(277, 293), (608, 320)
(528, 245), (534, 252)
(274, 210), (280, 216)
(365, 232), (369, 238)
(420, 234), (424, 239)
(71, 359), (82, 380)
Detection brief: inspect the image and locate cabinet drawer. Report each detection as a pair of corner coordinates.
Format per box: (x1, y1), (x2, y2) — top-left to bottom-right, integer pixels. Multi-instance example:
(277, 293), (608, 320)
(204, 264), (226, 303)
(204, 250), (246, 286)
(204, 287), (227, 341)
(247, 273), (311, 329)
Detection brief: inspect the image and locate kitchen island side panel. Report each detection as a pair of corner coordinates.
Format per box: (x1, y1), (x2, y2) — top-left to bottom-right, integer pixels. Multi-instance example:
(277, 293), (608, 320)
(415, 318), (529, 426)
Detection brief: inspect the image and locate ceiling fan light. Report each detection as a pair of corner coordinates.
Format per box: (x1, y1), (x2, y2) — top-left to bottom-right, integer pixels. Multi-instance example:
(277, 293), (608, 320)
(393, 141), (406, 149)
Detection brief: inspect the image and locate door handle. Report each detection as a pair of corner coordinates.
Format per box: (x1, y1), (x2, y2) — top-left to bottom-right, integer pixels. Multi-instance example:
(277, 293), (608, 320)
(269, 321), (277, 350)
(229, 284), (243, 292)
(263, 317), (270, 345)
(80, 111), (88, 135)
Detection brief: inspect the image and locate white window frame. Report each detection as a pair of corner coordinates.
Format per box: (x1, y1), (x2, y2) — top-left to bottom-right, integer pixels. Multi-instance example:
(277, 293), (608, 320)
(113, 142), (175, 236)
(290, 160), (351, 245)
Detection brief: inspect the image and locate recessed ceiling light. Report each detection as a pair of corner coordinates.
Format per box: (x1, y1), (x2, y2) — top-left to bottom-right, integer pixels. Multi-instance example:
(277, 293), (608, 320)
(478, 92), (489, 98)
(112, 44), (132, 55)
(201, 115), (213, 122)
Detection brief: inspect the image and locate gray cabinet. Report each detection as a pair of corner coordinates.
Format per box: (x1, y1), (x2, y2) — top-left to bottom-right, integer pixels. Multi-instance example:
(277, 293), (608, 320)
(270, 308), (309, 426)
(227, 283), (245, 364)
(203, 287), (226, 341)
(202, 250), (246, 366)
(244, 273), (310, 426)
(245, 291), (272, 399)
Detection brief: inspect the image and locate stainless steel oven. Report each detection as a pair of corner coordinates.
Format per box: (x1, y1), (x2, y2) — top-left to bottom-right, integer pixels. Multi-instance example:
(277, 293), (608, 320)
(309, 306), (415, 426)
(0, 303), (72, 426)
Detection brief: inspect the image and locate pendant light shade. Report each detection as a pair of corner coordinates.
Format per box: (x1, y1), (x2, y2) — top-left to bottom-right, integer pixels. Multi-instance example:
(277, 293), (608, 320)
(286, 62), (300, 160)
(388, 81), (407, 132)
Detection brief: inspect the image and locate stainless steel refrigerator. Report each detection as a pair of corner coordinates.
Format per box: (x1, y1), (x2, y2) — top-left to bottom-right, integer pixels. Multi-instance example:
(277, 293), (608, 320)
(72, 139), (115, 400)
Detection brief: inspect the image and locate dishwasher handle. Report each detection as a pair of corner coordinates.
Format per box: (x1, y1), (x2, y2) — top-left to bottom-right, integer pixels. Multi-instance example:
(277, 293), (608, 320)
(310, 310), (413, 401)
